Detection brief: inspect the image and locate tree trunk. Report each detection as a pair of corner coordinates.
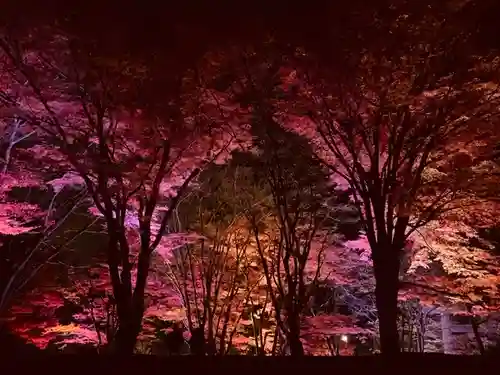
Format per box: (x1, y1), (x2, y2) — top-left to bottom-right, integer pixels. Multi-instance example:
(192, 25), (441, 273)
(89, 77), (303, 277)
(111, 250), (151, 355)
(289, 336), (304, 356)
(373, 248), (401, 355)
(113, 300), (146, 355)
(287, 315), (304, 356)
(189, 327), (206, 356)
(114, 317), (140, 355)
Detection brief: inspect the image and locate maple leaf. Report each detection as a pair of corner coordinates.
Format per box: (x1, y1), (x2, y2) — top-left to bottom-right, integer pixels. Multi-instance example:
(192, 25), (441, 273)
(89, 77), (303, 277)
(43, 323), (103, 345)
(0, 203), (43, 234)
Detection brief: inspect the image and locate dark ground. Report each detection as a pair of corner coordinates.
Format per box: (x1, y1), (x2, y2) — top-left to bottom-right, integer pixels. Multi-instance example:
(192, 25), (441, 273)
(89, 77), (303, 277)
(0, 353), (498, 375)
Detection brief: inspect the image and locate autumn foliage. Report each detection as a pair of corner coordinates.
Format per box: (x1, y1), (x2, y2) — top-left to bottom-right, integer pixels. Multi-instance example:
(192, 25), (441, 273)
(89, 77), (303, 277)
(0, 1), (499, 356)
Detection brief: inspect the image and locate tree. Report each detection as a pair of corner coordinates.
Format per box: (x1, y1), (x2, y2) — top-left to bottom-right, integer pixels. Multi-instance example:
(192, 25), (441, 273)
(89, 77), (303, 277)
(242, 115), (338, 356)
(167, 232), (257, 355)
(198, 45), (381, 356)
(0, 28), (227, 354)
(286, 10), (500, 353)
(189, 2), (500, 354)
(156, 158), (274, 355)
(0, 186), (95, 319)
(0, 109), (103, 322)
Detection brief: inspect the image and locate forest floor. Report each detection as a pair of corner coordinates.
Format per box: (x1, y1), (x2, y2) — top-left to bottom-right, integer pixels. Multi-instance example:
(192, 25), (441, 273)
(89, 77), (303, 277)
(0, 352), (497, 375)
